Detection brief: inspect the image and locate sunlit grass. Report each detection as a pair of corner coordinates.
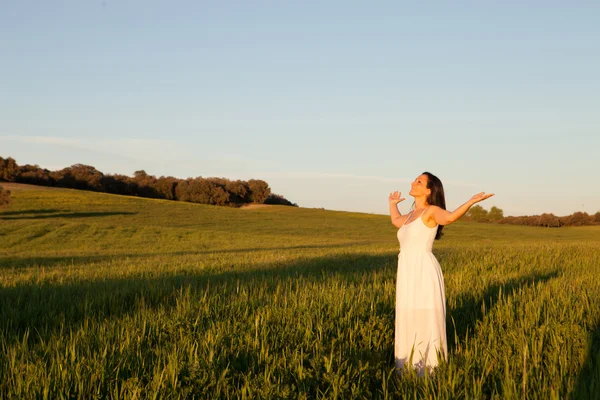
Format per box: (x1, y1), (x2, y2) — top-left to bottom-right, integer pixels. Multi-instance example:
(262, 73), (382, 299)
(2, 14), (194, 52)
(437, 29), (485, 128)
(1, 186), (599, 398)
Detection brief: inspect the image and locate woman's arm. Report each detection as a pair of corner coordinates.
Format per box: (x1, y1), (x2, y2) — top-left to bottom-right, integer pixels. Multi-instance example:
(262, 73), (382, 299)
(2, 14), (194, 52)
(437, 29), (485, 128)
(431, 192), (495, 226)
(389, 191), (407, 228)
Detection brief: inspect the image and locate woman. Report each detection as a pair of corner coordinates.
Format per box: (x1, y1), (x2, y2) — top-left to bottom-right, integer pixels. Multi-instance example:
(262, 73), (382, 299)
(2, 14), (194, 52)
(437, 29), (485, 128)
(389, 172), (493, 376)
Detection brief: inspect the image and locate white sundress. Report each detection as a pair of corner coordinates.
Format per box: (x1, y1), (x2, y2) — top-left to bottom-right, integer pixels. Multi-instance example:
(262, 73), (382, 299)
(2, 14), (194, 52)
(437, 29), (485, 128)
(395, 208), (447, 375)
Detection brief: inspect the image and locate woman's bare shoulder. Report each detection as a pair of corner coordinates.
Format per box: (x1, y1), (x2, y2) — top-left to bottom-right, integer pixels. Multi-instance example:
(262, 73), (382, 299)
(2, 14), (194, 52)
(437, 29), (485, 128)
(426, 205), (443, 214)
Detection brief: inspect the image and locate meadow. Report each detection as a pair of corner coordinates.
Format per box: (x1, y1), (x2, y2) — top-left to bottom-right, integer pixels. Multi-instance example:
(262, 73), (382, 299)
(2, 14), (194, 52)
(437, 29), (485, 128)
(0, 184), (599, 399)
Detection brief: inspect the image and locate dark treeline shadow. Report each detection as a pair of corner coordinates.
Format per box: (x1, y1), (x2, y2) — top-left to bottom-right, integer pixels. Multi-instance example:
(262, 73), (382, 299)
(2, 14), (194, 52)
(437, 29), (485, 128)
(446, 270), (562, 398)
(0, 211), (137, 220)
(571, 322), (600, 399)
(0, 242), (374, 270)
(447, 270), (561, 350)
(0, 209), (62, 216)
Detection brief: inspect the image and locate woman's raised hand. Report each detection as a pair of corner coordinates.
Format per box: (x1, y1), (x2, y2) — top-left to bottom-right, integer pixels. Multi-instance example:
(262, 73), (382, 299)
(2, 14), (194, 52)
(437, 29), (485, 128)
(389, 191), (405, 205)
(470, 192), (495, 204)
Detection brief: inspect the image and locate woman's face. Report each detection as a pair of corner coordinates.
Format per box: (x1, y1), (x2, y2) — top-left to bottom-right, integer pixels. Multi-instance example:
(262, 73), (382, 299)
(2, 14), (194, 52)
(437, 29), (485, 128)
(409, 174), (431, 198)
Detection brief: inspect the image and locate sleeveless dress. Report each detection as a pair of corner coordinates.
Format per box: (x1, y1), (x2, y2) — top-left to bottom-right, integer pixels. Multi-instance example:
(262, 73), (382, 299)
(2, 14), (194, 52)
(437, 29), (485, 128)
(395, 208), (447, 375)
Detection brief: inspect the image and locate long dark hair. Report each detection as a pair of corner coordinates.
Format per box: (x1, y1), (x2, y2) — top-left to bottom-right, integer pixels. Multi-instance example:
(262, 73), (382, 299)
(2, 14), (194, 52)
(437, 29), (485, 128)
(423, 171), (446, 240)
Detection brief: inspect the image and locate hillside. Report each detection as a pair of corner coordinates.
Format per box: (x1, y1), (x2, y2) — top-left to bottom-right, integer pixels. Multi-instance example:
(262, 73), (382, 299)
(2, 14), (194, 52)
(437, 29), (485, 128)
(3, 183), (598, 262)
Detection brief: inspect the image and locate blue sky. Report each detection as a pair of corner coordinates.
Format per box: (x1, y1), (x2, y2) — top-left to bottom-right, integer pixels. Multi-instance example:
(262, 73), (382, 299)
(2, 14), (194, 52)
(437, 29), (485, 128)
(1, 1), (599, 216)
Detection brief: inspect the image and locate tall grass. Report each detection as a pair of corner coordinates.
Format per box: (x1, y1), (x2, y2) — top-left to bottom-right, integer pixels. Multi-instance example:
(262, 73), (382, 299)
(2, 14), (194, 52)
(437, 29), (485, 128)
(1, 186), (599, 398)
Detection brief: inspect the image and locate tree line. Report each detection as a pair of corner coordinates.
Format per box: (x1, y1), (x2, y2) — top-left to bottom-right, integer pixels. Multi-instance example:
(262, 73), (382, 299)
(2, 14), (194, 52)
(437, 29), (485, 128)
(0, 156), (297, 208)
(466, 205), (600, 227)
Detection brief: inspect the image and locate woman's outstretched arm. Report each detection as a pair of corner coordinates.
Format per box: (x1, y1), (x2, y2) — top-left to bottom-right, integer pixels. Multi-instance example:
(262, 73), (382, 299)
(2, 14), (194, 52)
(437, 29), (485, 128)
(432, 192), (495, 226)
(389, 191), (407, 228)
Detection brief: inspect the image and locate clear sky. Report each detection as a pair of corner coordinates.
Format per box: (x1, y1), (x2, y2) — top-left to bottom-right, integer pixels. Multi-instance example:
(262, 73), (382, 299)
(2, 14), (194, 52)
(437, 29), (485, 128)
(1, 1), (599, 216)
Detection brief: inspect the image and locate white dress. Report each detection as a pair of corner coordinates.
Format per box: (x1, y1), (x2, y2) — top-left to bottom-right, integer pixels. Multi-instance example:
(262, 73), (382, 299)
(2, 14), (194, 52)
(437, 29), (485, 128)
(395, 209), (447, 375)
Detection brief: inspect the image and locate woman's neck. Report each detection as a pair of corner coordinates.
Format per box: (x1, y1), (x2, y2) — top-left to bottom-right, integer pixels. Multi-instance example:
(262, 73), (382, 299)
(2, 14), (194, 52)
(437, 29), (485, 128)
(414, 198), (429, 210)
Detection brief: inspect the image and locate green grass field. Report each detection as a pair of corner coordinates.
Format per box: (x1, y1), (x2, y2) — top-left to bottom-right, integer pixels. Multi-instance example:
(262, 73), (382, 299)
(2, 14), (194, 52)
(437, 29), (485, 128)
(1, 184), (599, 399)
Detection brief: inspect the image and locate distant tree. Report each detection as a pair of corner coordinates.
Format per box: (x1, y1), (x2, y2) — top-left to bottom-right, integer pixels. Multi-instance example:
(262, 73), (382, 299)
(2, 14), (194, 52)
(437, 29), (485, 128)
(525, 216), (538, 226)
(70, 164), (104, 190)
(226, 180), (250, 204)
(211, 186), (230, 206)
(134, 170), (148, 179)
(265, 193), (298, 207)
(206, 177), (229, 187)
(155, 177), (178, 200)
(488, 206), (504, 222)
(46, 164), (99, 190)
(248, 179), (271, 204)
(17, 164), (53, 186)
(0, 185), (11, 208)
(500, 211), (598, 227)
(594, 212), (600, 225)
(538, 213), (561, 228)
(49, 167), (77, 189)
(132, 170), (160, 198)
(466, 205), (489, 222)
(103, 174), (136, 196)
(185, 178), (231, 206)
(0, 157), (18, 182)
(562, 212), (593, 227)
(175, 179), (191, 202)
(188, 178), (216, 204)
(499, 216), (522, 225)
